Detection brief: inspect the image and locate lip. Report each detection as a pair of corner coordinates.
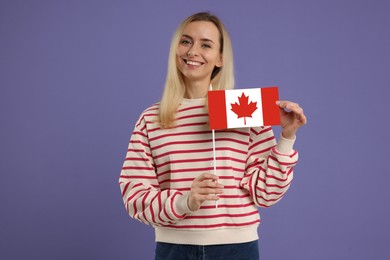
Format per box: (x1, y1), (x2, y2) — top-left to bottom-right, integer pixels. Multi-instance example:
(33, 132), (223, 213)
(183, 58), (204, 67)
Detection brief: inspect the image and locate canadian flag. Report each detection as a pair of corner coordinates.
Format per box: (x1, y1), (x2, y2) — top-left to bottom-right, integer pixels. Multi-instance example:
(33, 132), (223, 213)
(208, 86), (280, 130)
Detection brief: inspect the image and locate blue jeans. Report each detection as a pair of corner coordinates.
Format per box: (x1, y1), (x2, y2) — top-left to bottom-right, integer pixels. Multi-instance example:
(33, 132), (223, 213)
(155, 240), (259, 260)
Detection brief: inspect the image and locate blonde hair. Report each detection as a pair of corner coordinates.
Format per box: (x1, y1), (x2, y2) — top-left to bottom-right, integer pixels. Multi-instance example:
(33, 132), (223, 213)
(159, 12), (235, 128)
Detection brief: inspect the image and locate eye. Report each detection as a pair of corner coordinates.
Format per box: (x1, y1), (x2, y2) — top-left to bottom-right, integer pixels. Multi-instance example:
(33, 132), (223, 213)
(202, 43), (211, 48)
(180, 39), (191, 45)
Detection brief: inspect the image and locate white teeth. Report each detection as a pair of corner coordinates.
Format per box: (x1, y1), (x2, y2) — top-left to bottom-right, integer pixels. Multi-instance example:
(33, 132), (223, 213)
(186, 60), (202, 66)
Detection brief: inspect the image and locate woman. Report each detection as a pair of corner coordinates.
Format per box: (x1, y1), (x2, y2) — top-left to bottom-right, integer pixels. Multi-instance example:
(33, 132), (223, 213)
(119, 12), (307, 259)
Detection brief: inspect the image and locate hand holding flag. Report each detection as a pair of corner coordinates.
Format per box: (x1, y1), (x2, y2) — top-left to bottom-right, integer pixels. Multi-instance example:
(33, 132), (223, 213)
(275, 100), (307, 139)
(208, 86), (307, 137)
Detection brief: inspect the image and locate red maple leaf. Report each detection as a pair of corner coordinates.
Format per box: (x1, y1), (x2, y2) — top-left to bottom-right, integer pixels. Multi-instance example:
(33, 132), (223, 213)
(231, 92), (258, 125)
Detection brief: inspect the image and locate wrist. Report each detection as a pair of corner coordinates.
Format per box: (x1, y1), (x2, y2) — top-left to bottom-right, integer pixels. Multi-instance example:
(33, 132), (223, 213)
(282, 128), (297, 139)
(187, 194), (198, 212)
(276, 134), (296, 154)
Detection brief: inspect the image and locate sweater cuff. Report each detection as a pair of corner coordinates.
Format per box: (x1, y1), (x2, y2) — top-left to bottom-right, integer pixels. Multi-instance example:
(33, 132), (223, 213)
(174, 193), (192, 215)
(275, 134), (296, 154)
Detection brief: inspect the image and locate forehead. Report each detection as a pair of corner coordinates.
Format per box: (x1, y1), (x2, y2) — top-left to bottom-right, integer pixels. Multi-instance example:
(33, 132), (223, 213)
(181, 21), (220, 42)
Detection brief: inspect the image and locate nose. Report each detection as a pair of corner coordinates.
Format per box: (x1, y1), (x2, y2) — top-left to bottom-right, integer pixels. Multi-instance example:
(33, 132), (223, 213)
(187, 44), (199, 56)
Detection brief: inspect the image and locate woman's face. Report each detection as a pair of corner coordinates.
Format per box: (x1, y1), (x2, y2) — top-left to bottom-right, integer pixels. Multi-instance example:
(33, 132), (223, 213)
(176, 21), (222, 85)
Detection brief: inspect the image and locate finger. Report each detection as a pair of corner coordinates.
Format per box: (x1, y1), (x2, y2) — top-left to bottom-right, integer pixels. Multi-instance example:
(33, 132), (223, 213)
(200, 180), (224, 188)
(196, 187), (224, 195)
(192, 194), (220, 204)
(298, 112), (307, 125)
(192, 180), (223, 191)
(196, 173), (219, 182)
(276, 100), (301, 109)
(280, 101), (303, 115)
(276, 100), (290, 108)
(290, 105), (303, 115)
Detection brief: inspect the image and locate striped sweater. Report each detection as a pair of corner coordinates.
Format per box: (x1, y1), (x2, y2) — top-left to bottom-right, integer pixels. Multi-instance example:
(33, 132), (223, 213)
(119, 97), (298, 245)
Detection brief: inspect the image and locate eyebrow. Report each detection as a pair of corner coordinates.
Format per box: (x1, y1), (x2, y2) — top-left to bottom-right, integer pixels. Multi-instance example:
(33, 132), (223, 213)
(181, 34), (215, 44)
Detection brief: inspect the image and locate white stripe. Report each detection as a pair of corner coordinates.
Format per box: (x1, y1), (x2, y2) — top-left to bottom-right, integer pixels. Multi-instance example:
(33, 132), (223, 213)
(225, 88), (264, 128)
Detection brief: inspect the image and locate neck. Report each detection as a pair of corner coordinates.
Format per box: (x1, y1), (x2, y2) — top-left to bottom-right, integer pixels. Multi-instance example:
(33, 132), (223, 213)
(184, 79), (210, 99)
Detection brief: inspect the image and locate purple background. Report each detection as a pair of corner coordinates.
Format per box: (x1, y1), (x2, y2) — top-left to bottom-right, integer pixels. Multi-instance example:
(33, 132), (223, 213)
(1, 0), (389, 259)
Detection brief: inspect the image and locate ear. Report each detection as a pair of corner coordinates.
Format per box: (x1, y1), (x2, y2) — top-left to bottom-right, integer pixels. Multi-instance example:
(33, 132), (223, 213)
(216, 54), (223, 68)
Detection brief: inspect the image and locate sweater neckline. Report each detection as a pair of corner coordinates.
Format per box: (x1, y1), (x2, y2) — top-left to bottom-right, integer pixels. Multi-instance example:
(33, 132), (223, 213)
(181, 97), (206, 105)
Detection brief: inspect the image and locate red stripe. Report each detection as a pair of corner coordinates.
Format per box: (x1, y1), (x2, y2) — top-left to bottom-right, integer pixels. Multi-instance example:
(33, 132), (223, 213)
(200, 202), (255, 209)
(159, 178), (194, 184)
(132, 199), (137, 218)
(120, 175), (156, 179)
(127, 187), (149, 204)
(261, 87), (280, 126)
(246, 158), (261, 171)
(273, 148), (298, 158)
(163, 191), (174, 221)
(248, 136), (275, 151)
(154, 147), (246, 160)
(217, 138), (248, 145)
(256, 194), (282, 203)
(132, 131), (147, 138)
(256, 186), (283, 196)
(250, 127), (272, 136)
(178, 105), (205, 113)
(224, 129), (250, 136)
(141, 191), (150, 222)
(219, 194), (250, 199)
(267, 165), (287, 174)
(142, 113), (158, 117)
(177, 113), (208, 120)
(258, 177), (292, 189)
(144, 105), (159, 113)
(186, 210), (258, 219)
(153, 139), (211, 150)
(157, 193), (164, 223)
(149, 131), (210, 142)
(173, 187), (250, 194)
(129, 140), (149, 147)
(269, 155), (297, 166)
(160, 179), (240, 189)
(140, 124), (147, 132)
(127, 149), (152, 158)
(162, 219), (260, 229)
(127, 148), (144, 152)
(157, 156), (245, 168)
(121, 182), (131, 197)
(170, 193), (185, 219)
(249, 170), (255, 199)
(122, 166), (154, 171)
(259, 126), (272, 134)
(208, 90), (227, 130)
(157, 166), (244, 178)
(125, 157), (150, 162)
(149, 193), (158, 224)
(148, 122), (207, 133)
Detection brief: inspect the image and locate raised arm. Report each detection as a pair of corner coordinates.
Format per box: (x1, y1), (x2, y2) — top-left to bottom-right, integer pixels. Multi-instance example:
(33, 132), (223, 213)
(241, 100), (306, 207)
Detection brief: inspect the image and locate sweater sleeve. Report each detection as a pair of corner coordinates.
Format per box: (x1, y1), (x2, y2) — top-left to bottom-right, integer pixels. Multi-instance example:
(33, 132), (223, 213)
(240, 126), (298, 207)
(119, 115), (191, 226)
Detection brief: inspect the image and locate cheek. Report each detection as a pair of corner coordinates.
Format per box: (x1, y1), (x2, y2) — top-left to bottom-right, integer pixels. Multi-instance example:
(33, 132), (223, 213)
(175, 50), (184, 66)
(206, 53), (221, 65)
(176, 45), (187, 57)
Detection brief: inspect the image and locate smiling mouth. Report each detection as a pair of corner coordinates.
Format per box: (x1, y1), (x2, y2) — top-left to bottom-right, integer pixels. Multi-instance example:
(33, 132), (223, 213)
(183, 59), (204, 66)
